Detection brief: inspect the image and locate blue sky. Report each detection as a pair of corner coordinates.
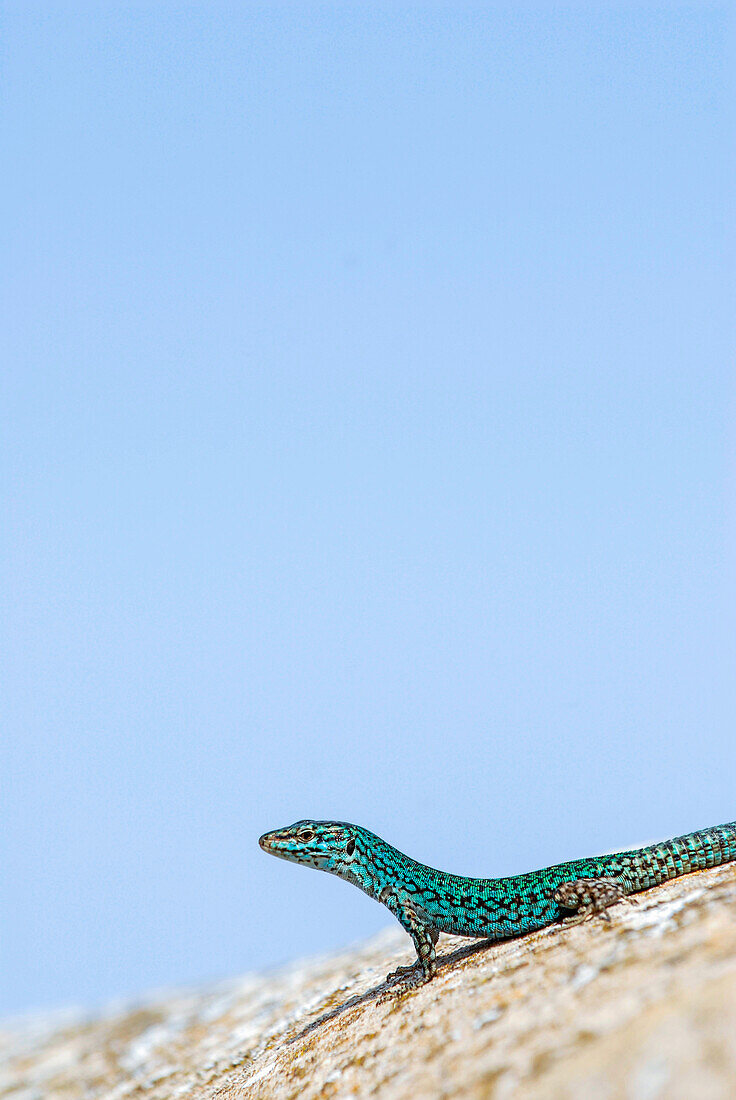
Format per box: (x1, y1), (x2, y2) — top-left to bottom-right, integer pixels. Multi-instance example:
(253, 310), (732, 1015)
(2, 3), (733, 1015)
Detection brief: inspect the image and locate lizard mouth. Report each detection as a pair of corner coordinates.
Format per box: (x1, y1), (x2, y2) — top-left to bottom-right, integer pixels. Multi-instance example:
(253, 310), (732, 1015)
(259, 830), (300, 859)
(259, 832), (277, 852)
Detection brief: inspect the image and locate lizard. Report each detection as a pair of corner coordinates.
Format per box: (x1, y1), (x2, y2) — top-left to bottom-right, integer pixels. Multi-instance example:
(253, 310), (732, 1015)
(259, 818), (736, 987)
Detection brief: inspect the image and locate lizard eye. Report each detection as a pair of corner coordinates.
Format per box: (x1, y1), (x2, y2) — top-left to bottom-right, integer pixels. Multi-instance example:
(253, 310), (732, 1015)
(346, 838), (355, 856)
(300, 830), (314, 842)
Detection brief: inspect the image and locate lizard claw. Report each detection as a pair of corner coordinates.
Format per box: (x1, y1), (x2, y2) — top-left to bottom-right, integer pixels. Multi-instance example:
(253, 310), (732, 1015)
(385, 964), (432, 990)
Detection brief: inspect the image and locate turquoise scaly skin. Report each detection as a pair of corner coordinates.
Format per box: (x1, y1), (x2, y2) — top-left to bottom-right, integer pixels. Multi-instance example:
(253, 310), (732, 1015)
(259, 819), (736, 986)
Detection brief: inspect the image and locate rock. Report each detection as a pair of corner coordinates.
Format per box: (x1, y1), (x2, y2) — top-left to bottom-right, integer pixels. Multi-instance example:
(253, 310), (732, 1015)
(2, 864), (735, 1099)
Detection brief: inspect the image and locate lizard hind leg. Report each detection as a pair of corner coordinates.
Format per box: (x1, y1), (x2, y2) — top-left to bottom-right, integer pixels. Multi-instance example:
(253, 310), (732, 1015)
(554, 877), (626, 925)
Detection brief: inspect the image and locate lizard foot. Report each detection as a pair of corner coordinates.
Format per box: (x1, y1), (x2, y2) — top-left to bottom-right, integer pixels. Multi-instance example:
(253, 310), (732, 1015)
(384, 963), (433, 991)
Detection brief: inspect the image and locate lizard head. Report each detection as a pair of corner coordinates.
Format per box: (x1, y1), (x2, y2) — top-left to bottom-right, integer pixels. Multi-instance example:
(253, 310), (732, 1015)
(259, 820), (359, 873)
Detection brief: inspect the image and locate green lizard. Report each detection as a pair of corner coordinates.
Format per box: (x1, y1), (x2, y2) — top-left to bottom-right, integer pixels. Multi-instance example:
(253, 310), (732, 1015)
(260, 818), (736, 986)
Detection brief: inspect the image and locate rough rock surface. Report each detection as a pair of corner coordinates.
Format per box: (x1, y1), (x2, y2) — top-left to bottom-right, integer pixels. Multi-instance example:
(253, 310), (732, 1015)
(2, 864), (736, 1099)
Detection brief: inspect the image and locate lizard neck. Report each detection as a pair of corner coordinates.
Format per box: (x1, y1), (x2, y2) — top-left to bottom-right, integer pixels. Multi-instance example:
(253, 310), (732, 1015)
(330, 828), (410, 900)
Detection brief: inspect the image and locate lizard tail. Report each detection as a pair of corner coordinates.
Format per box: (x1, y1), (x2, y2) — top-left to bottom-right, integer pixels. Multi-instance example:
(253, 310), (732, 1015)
(631, 820), (736, 890)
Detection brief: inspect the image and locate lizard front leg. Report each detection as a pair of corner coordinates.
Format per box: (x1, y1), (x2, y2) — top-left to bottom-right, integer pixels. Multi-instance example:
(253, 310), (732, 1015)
(379, 886), (438, 986)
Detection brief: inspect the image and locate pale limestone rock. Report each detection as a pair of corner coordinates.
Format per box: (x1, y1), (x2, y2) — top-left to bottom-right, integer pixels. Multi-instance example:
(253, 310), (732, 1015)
(2, 864), (735, 1099)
